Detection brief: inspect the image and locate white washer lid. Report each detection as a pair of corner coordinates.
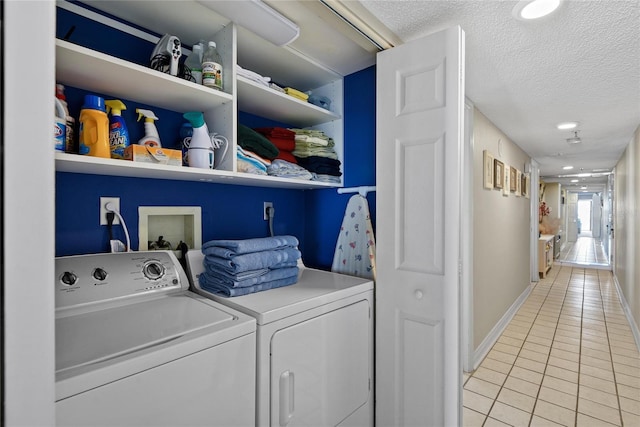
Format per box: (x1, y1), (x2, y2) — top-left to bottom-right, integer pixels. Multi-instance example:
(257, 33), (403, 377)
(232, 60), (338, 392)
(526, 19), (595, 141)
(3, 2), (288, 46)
(56, 292), (244, 373)
(186, 250), (373, 325)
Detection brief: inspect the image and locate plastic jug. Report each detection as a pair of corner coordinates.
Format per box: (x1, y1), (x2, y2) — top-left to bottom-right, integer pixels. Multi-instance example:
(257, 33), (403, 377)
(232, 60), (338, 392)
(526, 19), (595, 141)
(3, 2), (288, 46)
(54, 97), (67, 152)
(79, 95), (110, 158)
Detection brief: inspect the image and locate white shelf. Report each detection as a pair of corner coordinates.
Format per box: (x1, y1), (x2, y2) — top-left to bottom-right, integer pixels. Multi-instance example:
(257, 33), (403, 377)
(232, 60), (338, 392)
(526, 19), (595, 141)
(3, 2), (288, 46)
(56, 39), (232, 112)
(55, 153), (340, 190)
(237, 76), (339, 127)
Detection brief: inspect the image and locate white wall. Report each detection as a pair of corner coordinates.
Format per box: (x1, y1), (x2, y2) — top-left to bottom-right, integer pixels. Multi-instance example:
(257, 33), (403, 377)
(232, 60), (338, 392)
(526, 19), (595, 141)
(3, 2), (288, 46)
(3, 1), (57, 424)
(473, 109), (531, 351)
(614, 125), (640, 339)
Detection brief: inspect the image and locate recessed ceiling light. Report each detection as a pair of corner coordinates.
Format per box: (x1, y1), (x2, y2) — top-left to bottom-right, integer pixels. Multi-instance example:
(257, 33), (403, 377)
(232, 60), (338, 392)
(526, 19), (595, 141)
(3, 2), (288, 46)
(570, 179), (579, 183)
(513, 0), (562, 20)
(557, 121), (578, 130)
(581, 186), (587, 189)
(562, 166), (574, 170)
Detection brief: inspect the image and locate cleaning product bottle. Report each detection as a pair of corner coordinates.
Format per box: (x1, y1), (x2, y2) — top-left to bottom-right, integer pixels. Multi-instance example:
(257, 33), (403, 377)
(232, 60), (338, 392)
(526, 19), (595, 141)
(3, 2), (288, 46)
(183, 111), (213, 169)
(56, 84), (76, 153)
(185, 44), (203, 85)
(54, 97), (67, 152)
(79, 94), (110, 158)
(202, 41), (223, 91)
(105, 100), (130, 159)
(136, 109), (161, 147)
(179, 122), (193, 166)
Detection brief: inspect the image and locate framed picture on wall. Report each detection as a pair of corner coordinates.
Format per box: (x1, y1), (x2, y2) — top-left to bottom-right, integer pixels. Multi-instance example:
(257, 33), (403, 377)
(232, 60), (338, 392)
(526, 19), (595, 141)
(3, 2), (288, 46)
(483, 150), (494, 189)
(522, 173), (530, 198)
(516, 169), (522, 196)
(503, 163), (510, 196)
(509, 166), (517, 192)
(493, 159), (504, 189)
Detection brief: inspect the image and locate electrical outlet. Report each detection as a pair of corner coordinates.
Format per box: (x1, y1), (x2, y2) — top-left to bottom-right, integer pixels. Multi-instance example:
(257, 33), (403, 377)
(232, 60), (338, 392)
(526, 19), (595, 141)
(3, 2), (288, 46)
(263, 202), (273, 220)
(100, 197), (120, 225)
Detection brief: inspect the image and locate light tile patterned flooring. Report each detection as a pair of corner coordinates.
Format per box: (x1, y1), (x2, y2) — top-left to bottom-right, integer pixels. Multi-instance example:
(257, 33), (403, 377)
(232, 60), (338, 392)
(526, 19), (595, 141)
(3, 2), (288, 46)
(463, 264), (640, 426)
(559, 234), (608, 266)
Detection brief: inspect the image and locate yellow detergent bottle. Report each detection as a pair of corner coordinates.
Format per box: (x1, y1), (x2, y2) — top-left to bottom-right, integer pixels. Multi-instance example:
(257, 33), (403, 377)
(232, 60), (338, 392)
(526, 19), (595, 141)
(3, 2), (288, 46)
(78, 95), (110, 158)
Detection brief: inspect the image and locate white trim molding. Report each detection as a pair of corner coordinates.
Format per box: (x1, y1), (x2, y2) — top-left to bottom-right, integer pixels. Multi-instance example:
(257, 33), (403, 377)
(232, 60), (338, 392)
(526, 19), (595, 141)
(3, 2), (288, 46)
(613, 274), (640, 352)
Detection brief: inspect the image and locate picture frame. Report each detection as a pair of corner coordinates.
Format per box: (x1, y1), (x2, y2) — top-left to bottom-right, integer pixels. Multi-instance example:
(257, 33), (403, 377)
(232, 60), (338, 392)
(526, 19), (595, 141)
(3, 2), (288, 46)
(493, 159), (504, 189)
(523, 173), (530, 199)
(516, 169), (522, 196)
(483, 150), (494, 189)
(509, 166), (517, 192)
(503, 163), (510, 196)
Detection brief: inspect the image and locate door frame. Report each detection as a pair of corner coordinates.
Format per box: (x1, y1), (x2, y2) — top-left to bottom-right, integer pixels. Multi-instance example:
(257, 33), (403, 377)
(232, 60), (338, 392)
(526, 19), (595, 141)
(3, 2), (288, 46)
(461, 99), (474, 372)
(529, 160), (540, 282)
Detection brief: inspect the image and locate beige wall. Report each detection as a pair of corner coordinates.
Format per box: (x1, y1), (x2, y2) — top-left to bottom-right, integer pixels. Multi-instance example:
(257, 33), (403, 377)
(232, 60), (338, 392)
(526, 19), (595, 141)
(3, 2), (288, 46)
(473, 109), (532, 349)
(614, 125), (640, 332)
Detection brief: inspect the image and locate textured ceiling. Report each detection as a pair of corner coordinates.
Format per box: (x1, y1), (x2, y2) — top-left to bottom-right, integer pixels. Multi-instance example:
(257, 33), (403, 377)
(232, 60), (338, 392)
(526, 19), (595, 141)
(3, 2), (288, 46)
(359, 0), (640, 192)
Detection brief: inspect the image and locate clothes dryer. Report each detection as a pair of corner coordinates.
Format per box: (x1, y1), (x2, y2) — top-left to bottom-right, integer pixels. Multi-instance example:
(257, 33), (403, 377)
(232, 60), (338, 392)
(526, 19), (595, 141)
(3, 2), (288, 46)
(186, 250), (374, 427)
(55, 251), (256, 427)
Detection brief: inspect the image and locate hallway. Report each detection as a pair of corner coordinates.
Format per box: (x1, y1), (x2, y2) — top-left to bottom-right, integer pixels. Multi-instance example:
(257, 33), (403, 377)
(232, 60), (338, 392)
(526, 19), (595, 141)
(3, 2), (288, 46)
(463, 265), (640, 426)
(558, 233), (609, 266)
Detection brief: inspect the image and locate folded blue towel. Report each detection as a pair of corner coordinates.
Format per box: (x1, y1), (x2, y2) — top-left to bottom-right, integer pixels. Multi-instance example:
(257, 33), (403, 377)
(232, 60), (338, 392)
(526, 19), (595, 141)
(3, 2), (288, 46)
(202, 235), (299, 256)
(204, 247), (300, 274)
(201, 266), (298, 289)
(198, 274), (298, 297)
(204, 267), (270, 282)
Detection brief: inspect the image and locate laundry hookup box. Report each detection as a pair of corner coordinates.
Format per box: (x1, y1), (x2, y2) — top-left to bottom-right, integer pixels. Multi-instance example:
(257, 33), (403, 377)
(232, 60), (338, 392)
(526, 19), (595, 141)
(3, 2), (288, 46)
(124, 145), (182, 166)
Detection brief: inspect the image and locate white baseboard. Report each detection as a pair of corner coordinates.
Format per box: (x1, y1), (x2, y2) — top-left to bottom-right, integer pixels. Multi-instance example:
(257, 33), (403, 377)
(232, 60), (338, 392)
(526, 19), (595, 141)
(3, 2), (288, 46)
(470, 284), (533, 371)
(613, 274), (640, 352)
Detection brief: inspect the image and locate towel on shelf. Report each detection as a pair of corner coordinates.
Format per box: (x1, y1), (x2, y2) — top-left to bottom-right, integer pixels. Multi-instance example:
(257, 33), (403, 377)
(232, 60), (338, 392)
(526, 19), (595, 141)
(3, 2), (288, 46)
(331, 194), (377, 280)
(203, 235), (299, 255)
(284, 87), (309, 101)
(296, 156), (342, 176)
(237, 158), (267, 175)
(237, 124), (279, 159)
(199, 273), (299, 297)
(267, 159), (313, 180)
(238, 147), (272, 167)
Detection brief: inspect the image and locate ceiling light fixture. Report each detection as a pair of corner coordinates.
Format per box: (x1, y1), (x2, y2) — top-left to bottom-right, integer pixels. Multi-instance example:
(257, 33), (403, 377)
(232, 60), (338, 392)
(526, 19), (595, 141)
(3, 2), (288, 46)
(513, 0), (562, 20)
(566, 131), (582, 144)
(557, 121), (578, 130)
(198, 0), (300, 46)
(562, 166), (574, 170)
(570, 179), (579, 183)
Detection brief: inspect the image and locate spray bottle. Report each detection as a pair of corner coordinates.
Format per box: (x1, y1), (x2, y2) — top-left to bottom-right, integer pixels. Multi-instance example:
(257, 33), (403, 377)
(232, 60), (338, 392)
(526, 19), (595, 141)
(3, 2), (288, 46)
(136, 109), (161, 147)
(79, 94), (110, 158)
(105, 100), (130, 159)
(183, 111), (214, 169)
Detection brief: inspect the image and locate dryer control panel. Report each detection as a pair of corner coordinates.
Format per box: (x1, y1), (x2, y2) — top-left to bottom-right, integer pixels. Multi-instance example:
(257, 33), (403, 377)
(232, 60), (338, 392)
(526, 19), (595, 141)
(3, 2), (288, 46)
(55, 251), (187, 310)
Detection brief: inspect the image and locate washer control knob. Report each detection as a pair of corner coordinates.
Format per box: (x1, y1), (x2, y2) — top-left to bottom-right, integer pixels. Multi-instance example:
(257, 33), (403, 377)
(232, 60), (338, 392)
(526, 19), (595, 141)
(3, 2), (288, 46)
(60, 271), (78, 286)
(143, 261), (165, 281)
(92, 268), (108, 281)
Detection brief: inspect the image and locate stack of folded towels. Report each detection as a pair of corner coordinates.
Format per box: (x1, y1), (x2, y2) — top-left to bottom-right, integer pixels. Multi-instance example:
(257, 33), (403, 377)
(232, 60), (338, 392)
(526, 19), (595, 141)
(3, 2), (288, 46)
(254, 127), (297, 164)
(290, 128), (342, 183)
(237, 124), (279, 175)
(199, 235), (301, 297)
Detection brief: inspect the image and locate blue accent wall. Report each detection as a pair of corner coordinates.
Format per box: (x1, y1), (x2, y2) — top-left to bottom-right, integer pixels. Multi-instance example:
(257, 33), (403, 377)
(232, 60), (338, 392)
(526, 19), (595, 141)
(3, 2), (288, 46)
(55, 5), (377, 270)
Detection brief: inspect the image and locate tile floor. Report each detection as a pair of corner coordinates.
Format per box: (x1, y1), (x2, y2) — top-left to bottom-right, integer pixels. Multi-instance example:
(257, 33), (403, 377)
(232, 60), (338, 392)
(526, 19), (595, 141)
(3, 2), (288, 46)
(463, 264), (640, 426)
(559, 234), (608, 266)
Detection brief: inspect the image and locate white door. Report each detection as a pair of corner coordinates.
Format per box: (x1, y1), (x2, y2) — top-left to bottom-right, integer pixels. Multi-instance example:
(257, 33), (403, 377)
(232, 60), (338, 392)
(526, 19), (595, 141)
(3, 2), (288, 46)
(567, 192), (578, 241)
(592, 193), (602, 238)
(376, 26), (465, 427)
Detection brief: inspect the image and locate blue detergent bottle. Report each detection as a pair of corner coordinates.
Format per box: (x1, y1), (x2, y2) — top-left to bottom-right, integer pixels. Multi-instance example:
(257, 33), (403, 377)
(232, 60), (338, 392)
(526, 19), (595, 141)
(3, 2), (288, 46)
(104, 100), (130, 159)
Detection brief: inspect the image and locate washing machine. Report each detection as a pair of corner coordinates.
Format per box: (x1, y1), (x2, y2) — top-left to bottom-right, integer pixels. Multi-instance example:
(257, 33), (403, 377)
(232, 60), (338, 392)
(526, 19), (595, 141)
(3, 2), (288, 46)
(186, 250), (374, 427)
(55, 251), (256, 427)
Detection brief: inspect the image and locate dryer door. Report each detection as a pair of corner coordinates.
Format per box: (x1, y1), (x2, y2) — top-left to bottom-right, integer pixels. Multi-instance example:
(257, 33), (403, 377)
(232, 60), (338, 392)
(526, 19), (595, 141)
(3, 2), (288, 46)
(270, 299), (371, 427)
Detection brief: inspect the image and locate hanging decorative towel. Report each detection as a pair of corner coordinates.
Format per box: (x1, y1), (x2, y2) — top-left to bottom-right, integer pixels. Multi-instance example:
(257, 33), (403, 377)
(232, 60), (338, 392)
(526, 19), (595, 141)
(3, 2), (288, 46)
(331, 194), (377, 280)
